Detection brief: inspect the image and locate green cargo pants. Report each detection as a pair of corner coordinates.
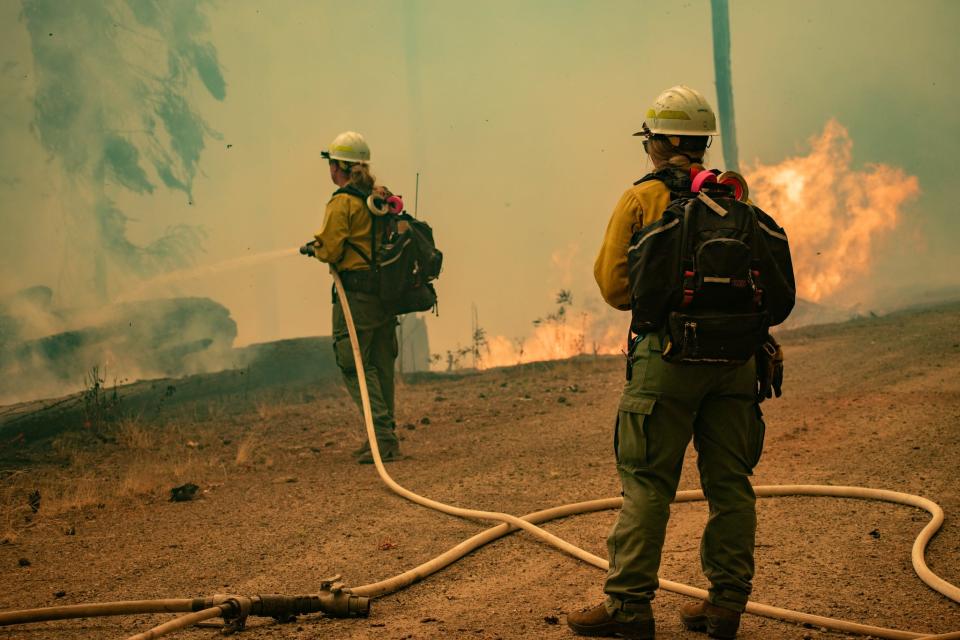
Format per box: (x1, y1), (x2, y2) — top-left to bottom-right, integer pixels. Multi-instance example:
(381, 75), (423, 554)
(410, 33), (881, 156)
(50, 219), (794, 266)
(332, 289), (400, 451)
(604, 333), (765, 620)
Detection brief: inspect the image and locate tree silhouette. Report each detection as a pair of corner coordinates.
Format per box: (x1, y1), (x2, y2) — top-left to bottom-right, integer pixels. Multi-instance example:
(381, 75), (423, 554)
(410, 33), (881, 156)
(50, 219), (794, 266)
(21, 0), (226, 300)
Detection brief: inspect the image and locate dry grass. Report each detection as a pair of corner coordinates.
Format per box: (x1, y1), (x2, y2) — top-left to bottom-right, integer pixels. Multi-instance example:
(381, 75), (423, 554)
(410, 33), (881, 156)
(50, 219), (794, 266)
(0, 416), (235, 543)
(0, 388), (315, 547)
(50, 433), (93, 468)
(119, 461), (167, 497)
(41, 476), (103, 514)
(254, 399), (277, 423)
(234, 431), (259, 466)
(234, 427), (275, 468)
(234, 402), (280, 467)
(115, 418), (154, 450)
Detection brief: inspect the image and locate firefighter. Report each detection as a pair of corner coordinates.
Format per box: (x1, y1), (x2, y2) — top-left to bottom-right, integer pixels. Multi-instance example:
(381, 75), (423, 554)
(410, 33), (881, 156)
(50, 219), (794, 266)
(309, 131), (402, 464)
(567, 86), (767, 639)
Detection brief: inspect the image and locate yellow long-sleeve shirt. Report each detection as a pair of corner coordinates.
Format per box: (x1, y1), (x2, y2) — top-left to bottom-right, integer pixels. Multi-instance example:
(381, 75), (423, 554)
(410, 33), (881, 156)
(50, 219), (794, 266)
(314, 191), (374, 271)
(594, 180), (673, 310)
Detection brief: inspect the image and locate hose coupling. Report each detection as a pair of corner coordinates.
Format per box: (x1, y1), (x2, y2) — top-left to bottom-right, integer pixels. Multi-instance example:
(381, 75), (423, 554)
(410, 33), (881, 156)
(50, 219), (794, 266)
(251, 593), (369, 620)
(249, 577), (369, 621)
(319, 591), (370, 618)
(319, 575), (369, 617)
(221, 596), (253, 635)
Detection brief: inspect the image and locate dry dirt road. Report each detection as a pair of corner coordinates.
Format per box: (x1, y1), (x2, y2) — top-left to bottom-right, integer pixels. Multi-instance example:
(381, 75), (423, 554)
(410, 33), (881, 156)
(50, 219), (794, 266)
(1, 303), (959, 640)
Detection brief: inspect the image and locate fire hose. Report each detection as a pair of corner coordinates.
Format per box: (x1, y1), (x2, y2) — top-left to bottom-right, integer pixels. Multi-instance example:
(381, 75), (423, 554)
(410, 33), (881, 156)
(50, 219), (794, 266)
(0, 268), (957, 639)
(329, 269), (960, 640)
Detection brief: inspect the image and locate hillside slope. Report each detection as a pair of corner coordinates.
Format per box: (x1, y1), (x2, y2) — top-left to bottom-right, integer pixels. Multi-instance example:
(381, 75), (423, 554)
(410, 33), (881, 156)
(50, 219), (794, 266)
(1, 303), (958, 639)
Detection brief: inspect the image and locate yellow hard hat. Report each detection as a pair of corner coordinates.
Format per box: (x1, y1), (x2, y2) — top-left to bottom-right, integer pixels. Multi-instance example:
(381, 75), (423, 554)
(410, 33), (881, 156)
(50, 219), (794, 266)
(321, 131), (371, 164)
(635, 85), (718, 137)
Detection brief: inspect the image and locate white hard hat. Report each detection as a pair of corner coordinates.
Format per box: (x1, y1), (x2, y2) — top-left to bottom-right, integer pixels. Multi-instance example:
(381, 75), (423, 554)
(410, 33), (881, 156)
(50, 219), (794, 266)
(321, 131), (371, 164)
(635, 85), (718, 137)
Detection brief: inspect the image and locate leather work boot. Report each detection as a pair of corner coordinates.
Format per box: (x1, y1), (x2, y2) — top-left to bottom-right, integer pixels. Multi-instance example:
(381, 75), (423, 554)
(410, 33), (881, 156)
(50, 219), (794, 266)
(566, 602), (655, 639)
(680, 600), (741, 639)
(357, 443), (402, 464)
(351, 441), (371, 458)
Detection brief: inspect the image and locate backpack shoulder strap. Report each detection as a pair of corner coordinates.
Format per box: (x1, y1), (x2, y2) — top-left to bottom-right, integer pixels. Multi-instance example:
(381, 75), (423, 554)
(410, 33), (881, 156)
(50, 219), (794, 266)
(633, 168), (692, 200)
(333, 184), (369, 199)
(333, 185), (378, 267)
(633, 171), (665, 186)
(343, 239), (373, 266)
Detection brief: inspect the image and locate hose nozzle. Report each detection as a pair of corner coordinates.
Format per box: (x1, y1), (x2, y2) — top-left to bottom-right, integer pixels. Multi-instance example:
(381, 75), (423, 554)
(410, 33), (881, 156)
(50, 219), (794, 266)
(299, 241), (317, 257)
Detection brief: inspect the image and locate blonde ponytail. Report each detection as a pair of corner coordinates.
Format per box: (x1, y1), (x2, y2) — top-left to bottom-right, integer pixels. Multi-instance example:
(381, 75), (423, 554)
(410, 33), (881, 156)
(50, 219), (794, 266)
(347, 163), (376, 194)
(646, 137), (705, 173)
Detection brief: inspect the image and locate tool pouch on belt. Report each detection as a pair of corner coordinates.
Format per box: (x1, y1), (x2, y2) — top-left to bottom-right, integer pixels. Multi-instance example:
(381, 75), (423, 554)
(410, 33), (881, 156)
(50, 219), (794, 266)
(339, 269), (380, 295)
(662, 311), (769, 365)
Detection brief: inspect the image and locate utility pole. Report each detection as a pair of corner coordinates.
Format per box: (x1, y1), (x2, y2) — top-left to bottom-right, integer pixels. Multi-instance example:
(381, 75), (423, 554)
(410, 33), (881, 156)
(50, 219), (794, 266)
(711, 0), (740, 172)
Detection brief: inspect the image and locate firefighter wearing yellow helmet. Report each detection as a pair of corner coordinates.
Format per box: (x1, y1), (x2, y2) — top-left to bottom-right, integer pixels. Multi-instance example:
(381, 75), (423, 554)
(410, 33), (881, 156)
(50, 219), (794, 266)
(568, 86), (779, 639)
(310, 131), (402, 464)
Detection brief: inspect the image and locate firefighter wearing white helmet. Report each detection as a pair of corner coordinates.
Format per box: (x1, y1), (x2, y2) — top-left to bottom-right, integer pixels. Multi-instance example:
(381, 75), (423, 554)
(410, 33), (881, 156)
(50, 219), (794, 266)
(569, 88), (771, 639)
(639, 84), (719, 136)
(309, 131), (403, 465)
(321, 130), (371, 164)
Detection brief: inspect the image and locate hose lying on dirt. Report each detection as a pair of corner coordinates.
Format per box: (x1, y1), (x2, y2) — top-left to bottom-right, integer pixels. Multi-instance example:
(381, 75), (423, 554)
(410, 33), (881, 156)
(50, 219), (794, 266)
(0, 600), (197, 626)
(126, 606), (226, 640)
(0, 270), (956, 639)
(332, 271), (959, 640)
(0, 590), (370, 637)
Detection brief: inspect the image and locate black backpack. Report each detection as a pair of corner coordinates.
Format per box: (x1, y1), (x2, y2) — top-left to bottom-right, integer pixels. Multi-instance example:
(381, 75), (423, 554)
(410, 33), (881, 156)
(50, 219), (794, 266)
(338, 186), (443, 315)
(626, 169), (795, 364)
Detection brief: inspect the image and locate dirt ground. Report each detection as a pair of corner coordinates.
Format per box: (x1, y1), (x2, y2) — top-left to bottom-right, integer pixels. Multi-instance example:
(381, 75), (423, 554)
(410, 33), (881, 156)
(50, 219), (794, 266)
(1, 303), (959, 640)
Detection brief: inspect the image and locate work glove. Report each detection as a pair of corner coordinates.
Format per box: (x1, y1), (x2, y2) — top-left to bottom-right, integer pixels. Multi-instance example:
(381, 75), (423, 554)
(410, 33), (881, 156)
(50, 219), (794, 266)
(756, 335), (784, 403)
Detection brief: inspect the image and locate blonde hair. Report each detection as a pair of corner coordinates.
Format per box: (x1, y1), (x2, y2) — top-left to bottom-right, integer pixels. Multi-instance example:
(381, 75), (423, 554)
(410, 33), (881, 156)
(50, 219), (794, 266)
(646, 137), (705, 173)
(347, 162), (376, 194)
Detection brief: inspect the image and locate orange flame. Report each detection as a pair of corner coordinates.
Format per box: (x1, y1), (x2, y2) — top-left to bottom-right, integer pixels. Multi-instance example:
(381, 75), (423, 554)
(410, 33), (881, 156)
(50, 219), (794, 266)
(745, 120), (920, 302)
(479, 312), (622, 369)
(474, 120), (919, 369)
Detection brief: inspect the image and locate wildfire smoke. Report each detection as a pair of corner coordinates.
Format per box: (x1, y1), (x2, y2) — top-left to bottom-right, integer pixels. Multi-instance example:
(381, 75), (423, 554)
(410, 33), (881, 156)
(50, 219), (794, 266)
(471, 120), (920, 370)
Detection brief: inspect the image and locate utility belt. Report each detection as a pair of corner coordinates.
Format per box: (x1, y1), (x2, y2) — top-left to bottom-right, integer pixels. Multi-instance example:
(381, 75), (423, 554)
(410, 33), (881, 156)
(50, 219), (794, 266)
(338, 268), (379, 295)
(626, 310), (768, 378)
(660, 310), (768, 365)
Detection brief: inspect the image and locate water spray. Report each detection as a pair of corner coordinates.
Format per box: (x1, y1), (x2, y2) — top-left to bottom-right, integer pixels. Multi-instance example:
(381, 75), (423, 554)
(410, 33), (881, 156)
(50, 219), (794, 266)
(0, 259), (957, 639)
(116, 248), (299, 302)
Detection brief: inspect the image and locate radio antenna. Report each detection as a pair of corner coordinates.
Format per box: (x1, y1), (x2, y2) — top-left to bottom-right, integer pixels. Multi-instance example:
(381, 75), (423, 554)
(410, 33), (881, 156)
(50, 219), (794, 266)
(414, 172), (420, 217)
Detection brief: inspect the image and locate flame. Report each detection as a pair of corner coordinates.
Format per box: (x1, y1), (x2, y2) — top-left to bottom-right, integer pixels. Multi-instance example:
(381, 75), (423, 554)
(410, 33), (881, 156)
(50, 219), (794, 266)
(473, 120), (920, 370)
(478, 312), (622, 369)
(745, 120), (920, 302)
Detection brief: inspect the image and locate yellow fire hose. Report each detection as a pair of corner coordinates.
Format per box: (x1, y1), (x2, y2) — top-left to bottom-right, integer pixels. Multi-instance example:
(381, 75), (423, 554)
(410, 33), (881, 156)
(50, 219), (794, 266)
(330, 270), (960, 640)
(0, 269), (956, 639)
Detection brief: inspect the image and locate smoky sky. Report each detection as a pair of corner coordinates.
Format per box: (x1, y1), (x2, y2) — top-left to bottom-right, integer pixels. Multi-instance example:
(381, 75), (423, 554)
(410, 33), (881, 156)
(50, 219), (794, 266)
(1, 0), (958, 357)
